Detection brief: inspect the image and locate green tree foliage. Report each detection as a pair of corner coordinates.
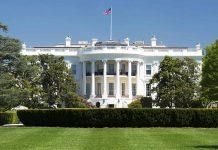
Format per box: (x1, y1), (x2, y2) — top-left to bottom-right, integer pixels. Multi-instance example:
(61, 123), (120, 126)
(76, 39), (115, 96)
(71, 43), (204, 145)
(0, 35), (84, 110)
(150, 56), (200, 108)
(0, 35), (25, 110)
(201, 40), (218, 104)
(38, 55), (77, 107)
(0, 22), (8, 32)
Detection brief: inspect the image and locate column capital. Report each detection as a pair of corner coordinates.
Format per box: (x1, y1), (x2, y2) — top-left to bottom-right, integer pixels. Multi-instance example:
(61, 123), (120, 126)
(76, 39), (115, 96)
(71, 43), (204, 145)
(102, 59), (107, 63)
(115, 59), (121, 63)
(128, 59), (133, 63)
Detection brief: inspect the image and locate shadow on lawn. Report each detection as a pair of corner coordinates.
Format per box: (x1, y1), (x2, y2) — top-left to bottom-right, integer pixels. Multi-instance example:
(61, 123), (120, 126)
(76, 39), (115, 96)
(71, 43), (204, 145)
(193, 145), (218, 149)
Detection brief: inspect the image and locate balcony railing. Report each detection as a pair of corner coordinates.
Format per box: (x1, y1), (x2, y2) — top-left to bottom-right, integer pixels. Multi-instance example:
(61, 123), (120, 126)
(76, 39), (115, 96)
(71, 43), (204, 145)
(95, 70), (103, 75)
(86, 71), (137, 76)
(107, 72), (116, 75)
(120, 71), (128, 75)
(22, 46), (202, 58)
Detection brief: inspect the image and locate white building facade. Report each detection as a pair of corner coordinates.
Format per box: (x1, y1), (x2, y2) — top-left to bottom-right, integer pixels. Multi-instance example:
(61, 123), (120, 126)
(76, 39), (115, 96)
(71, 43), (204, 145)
(21, 36), (202, 108)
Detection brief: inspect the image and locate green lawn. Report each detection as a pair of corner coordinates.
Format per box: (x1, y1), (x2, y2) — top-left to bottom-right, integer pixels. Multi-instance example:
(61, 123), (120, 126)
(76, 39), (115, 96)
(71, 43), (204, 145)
(0, 128), (217, 150)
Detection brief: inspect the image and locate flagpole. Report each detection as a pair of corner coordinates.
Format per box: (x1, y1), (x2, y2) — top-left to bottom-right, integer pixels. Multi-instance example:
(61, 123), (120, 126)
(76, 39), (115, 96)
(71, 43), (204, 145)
(110, 7), (112, 40)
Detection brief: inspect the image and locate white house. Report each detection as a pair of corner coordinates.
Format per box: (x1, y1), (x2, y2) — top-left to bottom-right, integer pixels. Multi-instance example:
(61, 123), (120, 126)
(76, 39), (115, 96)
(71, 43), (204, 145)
(21, 36), (202, 108)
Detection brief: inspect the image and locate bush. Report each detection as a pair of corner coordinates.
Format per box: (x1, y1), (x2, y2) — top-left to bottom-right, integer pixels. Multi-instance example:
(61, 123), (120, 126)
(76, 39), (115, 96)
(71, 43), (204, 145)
(17, 108), (218, 128)
(128, 97), (152, 108)
(0, 112), (20, 125)
(141, 97), (152, 108)
(128, 99), (142, 108)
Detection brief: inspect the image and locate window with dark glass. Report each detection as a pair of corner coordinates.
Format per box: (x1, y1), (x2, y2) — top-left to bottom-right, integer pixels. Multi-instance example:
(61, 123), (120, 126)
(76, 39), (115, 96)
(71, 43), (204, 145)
(132, 64), (137, 76)
(122, 83), (125, 96)
(108, 64), (115, 75)
(146, 65), (151, 75)
(109, 83), (114, 96)
(120, 64), (126, 75)
(86, 63), (91, 76)
(132, 84), (136, 96)
(71, 64), (76, 74)
(146, 84), (151, 96)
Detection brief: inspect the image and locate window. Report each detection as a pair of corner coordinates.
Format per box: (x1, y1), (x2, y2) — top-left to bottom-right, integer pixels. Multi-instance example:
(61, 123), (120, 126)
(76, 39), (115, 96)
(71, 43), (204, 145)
(108, 64), (115, 75)
(132, 64), (137, 76)
(86, 83), (91, 98)
(97, 83), (101, 97)
(146, 84), (151, 96)
(96, 63), (103, 75)
(71, 64), (76, 74)
(86, 63), (91, 76)
(120, 64), (126, 75)
(122, 83), (125, 96)
(109, 83), (114, 96)
(132, 84), (136, 96)
(146, 65), (151, 75)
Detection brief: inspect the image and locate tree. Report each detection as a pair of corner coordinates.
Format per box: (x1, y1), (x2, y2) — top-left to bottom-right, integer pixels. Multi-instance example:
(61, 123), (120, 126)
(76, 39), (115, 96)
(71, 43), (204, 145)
(201, 40), (218, 104)
(38, 54), (77, 107)
(0, 35), (25, 110)
(13, 56), (42, 108)
(0, 22), (8, 32)
(150, 56), (200, 108)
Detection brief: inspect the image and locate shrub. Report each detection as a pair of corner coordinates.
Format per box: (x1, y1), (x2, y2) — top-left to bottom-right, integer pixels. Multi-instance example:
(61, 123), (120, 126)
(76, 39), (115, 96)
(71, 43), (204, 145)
(128, 99), (142, 108)
(128, 97), (152, 108)
(17, 108), (218, 128)
(141, 97), (152, 108)
(0, 112), (20, 125)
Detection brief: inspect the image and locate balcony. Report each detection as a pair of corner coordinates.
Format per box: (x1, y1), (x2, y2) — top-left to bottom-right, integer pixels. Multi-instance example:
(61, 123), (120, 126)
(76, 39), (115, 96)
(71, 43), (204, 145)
(95, 70), (103, 75)
(107, 72), (116, 75)
(131, 71), (136, 76)
(86, 72), (91, 76)
(120, 71), (128, 76)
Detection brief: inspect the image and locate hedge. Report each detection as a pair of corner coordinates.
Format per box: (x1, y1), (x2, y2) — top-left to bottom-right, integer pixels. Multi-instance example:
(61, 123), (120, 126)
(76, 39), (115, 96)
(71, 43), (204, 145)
(0, 112), (20, 125)
(17, 108), (218, 128)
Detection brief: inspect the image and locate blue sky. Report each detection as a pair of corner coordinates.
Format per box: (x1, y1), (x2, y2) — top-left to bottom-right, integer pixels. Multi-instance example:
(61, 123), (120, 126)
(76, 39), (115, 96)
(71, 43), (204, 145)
(0, 0), (218, 48)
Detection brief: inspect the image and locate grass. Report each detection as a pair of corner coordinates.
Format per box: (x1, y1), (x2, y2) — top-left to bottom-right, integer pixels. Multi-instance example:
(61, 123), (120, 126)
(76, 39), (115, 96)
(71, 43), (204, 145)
(0, 128), (218, 150)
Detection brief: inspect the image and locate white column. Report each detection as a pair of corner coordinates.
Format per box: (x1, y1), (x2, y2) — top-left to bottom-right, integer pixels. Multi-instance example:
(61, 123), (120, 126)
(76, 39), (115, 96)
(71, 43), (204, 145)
(116, 60), (120, 98)
(102, 60), (107, 98)
(91, 61), (95, 98)
(128, 60), (132, 99)
(82, 61), (86, 96)
(136, 61), (140, 96)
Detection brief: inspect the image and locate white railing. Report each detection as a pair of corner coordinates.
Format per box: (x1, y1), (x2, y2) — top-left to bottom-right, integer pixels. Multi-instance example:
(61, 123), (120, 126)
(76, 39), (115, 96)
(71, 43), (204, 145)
(22, 46), (202, 57)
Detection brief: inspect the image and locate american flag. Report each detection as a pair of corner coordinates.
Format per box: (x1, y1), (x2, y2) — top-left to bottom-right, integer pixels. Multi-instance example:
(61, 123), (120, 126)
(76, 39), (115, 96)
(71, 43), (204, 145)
(104, 8), (111, 15)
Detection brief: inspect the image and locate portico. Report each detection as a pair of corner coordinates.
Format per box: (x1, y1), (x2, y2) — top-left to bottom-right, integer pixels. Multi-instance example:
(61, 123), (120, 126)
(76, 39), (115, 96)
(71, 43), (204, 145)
(82, 59), (142, 100)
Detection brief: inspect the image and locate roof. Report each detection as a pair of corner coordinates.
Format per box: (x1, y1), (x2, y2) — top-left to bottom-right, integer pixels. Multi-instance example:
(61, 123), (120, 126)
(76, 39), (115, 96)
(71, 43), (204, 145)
(95, 40), (127, 46)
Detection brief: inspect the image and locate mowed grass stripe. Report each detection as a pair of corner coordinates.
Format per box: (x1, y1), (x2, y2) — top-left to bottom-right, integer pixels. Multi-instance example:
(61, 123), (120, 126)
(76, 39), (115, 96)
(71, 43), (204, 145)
(0, 128), (218, 150)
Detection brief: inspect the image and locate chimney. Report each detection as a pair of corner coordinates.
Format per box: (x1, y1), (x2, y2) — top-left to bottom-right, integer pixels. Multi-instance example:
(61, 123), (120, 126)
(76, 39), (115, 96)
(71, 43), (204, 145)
(196, 43), (201, 50)
(92, 38), (98, 47)
(151, 35), (157, 47)
(124, 38), (130, 46)
(65, 36), (71, 47)
(22, 43), (26, 49)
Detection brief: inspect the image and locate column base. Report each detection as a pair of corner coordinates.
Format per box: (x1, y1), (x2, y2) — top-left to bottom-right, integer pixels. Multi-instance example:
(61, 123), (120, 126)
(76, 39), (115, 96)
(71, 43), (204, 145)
(102, 93), (107, 99)
(90, 94), (95, 99)
(116, 94), (121, 99)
